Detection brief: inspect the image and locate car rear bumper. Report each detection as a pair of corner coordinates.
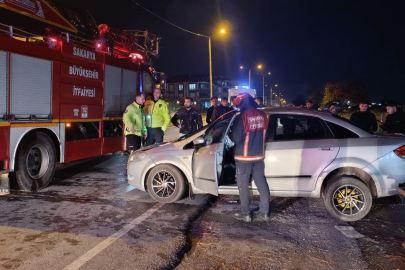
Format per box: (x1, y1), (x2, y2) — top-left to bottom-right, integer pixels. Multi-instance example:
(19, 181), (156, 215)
(365, 152), (405, 197)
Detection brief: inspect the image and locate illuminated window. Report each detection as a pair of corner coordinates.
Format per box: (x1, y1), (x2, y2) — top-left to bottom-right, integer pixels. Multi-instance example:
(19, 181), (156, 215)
(189, 83), (196, 90)
(199, 83), (208, 89)
(178, 84), (184, 91)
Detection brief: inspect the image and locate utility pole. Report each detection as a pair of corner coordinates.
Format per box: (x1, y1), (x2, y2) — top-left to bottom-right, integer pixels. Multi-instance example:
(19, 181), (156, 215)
(270, 87), (273, 106)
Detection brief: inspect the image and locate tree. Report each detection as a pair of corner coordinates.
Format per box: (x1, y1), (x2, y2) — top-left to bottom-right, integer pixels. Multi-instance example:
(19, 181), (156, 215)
(308, 86), (324, 105)
(323, 80), (368, 106)
(292, 95), (306, 107)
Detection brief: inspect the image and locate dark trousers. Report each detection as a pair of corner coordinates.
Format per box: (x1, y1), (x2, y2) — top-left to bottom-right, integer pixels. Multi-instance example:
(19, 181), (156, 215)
(126, 134), (142, 151)
(235, 160), (270, 215)
(146, 127), (164, 146)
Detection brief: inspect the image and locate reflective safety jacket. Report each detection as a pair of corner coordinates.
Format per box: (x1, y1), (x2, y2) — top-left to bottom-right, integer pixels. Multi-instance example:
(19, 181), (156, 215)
(230, 108), (268, 162)
(144, 99), (171, 130)
(123, 102), (147, 136)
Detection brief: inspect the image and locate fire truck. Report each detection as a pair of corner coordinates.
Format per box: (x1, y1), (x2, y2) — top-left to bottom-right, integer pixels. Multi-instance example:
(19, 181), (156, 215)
(0, 0), (161, 194)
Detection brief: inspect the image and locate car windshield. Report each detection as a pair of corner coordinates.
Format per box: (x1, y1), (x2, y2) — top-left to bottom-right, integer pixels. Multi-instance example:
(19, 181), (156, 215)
(332, 114), (374, 134)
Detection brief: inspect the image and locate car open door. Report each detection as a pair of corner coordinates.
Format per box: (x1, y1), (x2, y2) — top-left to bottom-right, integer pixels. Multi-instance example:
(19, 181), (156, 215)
(192, 112), (236, 195)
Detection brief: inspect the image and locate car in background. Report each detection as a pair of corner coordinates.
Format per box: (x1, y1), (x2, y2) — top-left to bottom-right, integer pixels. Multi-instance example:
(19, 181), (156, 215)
(127, 108), (405, 221)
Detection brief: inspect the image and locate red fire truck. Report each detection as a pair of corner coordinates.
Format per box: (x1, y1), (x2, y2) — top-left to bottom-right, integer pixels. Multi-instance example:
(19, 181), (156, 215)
(0, 0), (161, 194)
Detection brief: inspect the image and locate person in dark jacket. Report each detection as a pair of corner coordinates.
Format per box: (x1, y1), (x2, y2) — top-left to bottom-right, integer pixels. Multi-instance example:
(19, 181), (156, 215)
(350, 101), (378, 132)
(255, 96), (265, 107)
(379, 100), (405, 134)
(206, 97), (217, 124)
(229, 93), (270, 222)
(212, 97), (232, 121)
(171, 97), (203, 137)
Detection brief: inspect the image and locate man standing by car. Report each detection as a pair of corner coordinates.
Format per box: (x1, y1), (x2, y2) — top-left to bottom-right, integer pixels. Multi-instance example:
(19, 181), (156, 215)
(212, 97), (232, 121)
(123, 92), (147, 153)
(229, 93), (270, 222)
(206, 97), (217, 124)
(171, 97), (203, 137)
(379, 100), (405, 134)
(350, 101), (378, 132)
(144, 88), (171, 145)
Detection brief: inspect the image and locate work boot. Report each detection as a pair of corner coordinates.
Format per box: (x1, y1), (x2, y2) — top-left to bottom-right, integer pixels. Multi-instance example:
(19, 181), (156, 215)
(253, 212), (270, 222)
(234, 212), (251, 222)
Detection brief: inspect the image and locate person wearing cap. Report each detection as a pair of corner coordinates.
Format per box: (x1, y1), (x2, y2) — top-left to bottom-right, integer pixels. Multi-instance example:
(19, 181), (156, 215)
(379, 100), (405, 134)
(350, 101), (378, 132)
(229, 92), (270, 222)
(143, 88), (171, 145)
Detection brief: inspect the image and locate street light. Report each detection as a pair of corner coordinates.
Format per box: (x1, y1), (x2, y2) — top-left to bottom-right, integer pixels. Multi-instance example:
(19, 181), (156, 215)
(239, 64), (264, 89)
(205, 28), (226, 98)
(270, 84), (278, 106)
(256, 68), (271, 105)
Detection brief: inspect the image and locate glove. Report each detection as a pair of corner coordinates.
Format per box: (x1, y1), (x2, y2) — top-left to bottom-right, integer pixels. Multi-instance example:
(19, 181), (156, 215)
(161, 127), (166, 132)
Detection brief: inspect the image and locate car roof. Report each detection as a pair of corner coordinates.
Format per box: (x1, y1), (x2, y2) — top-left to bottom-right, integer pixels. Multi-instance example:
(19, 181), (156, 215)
(261, 107), (331, 116)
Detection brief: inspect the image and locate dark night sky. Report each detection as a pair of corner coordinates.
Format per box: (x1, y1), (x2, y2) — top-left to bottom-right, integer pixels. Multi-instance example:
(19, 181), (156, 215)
(55, 0), (405, 103)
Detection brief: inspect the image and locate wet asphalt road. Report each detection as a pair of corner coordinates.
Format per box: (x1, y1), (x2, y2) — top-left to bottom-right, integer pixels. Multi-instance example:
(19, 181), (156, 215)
(0, 123), (404, 269)
(0, 154), (211, 270)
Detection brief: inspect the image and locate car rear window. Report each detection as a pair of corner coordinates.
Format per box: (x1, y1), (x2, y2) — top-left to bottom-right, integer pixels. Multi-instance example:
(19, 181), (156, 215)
(331, 114), (373, 134)
(326, 121), (359, 138)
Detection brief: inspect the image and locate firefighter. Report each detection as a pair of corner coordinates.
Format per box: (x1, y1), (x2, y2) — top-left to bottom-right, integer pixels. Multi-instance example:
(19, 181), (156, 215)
(144, 88), (171, 145)
(123, 92), (147, 154)
(229, 93), (270, 222)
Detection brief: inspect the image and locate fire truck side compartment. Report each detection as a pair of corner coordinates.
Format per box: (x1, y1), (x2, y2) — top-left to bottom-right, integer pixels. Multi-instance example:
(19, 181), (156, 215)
(10, 53), (52, 120)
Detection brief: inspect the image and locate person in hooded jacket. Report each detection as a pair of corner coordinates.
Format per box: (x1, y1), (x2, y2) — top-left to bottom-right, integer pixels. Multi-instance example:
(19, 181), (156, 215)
(229, 93), (270, 222)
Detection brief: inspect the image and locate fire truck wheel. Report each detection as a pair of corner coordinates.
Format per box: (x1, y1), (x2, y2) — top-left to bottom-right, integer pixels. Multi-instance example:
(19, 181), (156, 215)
(15, 132), (56, 191)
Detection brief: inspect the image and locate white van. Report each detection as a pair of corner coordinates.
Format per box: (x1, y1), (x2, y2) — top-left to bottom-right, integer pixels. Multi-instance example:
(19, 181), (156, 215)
(228, 87), (256, 105)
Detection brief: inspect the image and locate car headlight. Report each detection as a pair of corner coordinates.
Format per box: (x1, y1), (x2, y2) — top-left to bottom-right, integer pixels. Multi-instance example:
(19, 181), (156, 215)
(129, 151), (147, 162)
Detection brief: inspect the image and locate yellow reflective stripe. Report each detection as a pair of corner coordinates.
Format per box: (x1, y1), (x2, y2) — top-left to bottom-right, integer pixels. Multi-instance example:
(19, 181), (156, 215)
(0, 122), (10, 127)
(103, 117), (123, 121)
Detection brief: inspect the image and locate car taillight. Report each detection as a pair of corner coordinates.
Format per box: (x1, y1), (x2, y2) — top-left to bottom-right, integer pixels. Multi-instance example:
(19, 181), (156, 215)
(394, 145), (405, 158)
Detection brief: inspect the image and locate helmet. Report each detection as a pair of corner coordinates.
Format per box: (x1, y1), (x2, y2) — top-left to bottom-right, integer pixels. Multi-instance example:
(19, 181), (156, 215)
(233, 92), (251, 106)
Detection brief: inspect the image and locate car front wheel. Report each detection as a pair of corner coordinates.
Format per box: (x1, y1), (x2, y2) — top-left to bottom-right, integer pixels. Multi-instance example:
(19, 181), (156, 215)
(324, 177), (372, 222)
(146, 164), (186, 203)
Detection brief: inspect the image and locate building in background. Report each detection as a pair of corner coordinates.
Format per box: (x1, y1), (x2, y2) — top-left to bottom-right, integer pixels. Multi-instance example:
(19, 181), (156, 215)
(166, 75), (238, 110)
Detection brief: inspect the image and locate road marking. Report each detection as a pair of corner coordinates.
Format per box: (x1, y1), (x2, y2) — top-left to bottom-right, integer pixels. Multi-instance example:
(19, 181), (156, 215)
(63, 203), (164, 270)
(335, 225), (365, 238)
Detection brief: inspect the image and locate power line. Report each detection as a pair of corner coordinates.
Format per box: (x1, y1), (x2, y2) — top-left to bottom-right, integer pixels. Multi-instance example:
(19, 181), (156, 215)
(131, 0), (208, 38)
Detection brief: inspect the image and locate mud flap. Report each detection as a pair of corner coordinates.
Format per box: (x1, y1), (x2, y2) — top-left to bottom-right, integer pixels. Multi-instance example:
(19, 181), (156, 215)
(189, 184), (196, 200)
(0, 171), (10, 195)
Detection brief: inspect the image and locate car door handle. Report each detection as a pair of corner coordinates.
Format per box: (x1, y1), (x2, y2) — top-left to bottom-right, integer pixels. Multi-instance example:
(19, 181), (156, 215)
(319, 145), (333, 151)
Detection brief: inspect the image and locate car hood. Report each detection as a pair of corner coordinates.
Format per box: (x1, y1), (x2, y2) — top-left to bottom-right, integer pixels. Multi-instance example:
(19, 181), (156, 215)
(136, 141), (173, 154)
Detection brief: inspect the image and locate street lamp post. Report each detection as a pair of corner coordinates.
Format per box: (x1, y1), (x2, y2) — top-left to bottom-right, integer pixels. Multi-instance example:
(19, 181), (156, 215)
(208, 37), (213, 98)
(270, 87), (273, 106)
(205, 28), (226, 98)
